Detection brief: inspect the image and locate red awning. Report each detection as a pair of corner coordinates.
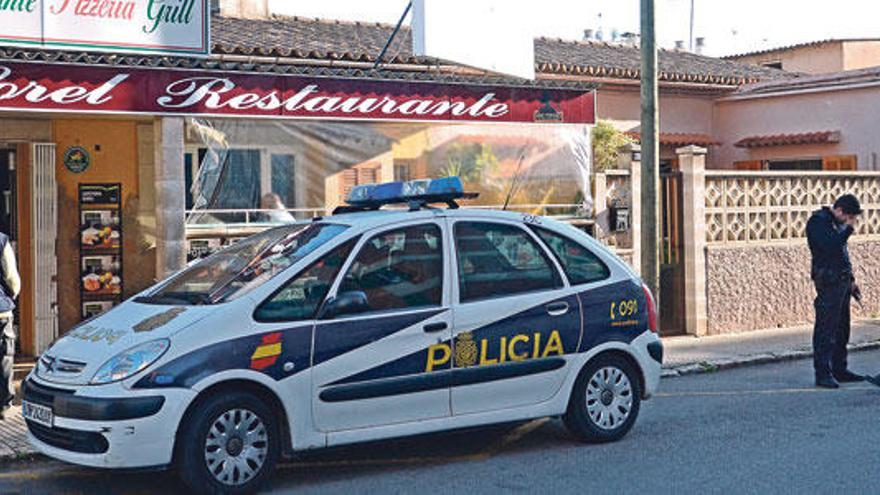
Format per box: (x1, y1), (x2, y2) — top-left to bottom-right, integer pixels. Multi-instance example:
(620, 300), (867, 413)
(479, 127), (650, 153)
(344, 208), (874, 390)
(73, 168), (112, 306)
(625, 132), (720, 147)
(734, 131), (840, 148)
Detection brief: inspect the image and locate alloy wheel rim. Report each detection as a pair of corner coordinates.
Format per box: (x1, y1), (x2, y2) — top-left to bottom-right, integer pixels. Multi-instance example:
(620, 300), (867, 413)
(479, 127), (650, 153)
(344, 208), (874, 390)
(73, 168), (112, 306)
(585, 366), (633, 430)
(204, 408), (269, 486)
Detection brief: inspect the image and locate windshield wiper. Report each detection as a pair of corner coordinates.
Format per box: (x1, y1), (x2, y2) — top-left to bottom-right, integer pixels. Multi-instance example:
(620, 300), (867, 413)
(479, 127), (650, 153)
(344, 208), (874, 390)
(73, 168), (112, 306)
(135, 292), (213, 305)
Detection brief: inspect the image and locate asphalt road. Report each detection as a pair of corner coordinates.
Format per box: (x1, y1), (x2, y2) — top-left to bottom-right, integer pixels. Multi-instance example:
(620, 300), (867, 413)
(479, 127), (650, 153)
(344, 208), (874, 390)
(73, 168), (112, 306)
(4, 350), (880, 494)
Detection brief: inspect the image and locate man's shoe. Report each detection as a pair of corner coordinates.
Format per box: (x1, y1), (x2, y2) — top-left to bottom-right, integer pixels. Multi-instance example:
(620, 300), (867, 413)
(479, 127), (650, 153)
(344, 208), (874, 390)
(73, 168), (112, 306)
(833, 370), (865, 383)
(816, 376), (840, 389)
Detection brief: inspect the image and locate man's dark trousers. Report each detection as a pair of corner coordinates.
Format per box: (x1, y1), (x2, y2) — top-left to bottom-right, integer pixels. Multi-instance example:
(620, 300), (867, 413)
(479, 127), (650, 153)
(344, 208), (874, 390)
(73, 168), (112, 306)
(813, 278), (852, 380)
(0, 318), (13, 411)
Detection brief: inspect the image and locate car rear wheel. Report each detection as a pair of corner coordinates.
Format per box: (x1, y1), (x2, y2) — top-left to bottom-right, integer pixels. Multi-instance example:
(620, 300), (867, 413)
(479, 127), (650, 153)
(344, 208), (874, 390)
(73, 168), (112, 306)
(563, 354), (641, 443)
(177, 391), (281, 494)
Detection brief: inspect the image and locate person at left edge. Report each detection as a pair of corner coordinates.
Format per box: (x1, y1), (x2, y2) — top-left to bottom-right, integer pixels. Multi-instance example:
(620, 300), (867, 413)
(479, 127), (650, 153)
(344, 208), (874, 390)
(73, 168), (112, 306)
(0, 229), (20, 420)
(806, 194), (864, 389)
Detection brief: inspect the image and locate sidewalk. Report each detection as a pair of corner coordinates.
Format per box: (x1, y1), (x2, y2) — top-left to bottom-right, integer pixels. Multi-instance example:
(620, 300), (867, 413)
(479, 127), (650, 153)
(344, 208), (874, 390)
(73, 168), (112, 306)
(2, 319), (880, 461)
(663, 319), (880, 377)
(0, 406), (36, 460)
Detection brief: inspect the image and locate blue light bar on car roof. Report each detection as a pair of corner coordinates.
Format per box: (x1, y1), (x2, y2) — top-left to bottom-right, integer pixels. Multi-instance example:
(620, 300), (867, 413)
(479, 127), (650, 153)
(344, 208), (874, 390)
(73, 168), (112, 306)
(346, 176), (471, 208)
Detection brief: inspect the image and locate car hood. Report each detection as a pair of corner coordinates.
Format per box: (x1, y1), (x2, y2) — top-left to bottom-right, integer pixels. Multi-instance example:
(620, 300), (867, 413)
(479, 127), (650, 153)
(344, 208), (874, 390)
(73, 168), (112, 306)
(35, 301), (214, 386)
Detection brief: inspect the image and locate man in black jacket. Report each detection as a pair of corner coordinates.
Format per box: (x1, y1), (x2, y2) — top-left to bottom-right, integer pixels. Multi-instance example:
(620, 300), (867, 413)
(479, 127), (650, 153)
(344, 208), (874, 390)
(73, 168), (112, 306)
(0, 230), (19, 419)
(806, 194), (864, 389)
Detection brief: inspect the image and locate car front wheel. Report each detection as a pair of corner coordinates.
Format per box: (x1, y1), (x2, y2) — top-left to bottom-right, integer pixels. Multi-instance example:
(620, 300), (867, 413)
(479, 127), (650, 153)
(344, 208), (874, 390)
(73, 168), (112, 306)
(563, 354), (641, 443)
(177, 391), (281, 494)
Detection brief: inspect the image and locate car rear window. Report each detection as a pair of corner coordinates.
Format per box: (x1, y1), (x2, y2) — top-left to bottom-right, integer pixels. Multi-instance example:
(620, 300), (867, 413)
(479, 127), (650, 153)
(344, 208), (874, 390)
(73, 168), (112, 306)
(531, 226), (610, 285)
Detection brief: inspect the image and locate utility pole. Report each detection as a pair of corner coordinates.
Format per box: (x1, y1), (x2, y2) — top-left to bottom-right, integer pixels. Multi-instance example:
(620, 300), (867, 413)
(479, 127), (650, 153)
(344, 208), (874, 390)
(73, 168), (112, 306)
(640, 0), (661, 305)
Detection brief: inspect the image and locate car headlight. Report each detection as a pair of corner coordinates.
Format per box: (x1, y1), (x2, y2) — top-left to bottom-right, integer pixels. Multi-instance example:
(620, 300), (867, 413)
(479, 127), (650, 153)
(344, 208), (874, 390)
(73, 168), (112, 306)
(90, 339), (170, 385)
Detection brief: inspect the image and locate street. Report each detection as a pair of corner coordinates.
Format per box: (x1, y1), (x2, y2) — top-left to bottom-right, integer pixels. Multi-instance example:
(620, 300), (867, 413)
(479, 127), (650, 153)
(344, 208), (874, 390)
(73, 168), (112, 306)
(3, 350), (880, 494)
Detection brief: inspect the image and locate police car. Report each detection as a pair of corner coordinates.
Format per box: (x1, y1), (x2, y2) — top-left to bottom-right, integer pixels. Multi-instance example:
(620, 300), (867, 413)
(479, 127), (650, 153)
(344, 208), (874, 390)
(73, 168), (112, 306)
(23, 177), (662, 494)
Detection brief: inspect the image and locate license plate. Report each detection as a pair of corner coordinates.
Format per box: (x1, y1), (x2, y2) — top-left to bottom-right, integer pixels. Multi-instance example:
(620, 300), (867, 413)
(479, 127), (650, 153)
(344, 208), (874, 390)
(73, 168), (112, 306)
(21, 400), (54, 428)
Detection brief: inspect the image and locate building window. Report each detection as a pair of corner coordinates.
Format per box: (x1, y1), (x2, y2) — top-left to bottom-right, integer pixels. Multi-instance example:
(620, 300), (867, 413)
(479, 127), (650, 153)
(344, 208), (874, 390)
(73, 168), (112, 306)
(767, 159), (822, 171)
(762, 61), (783, 69)
(394, 163), (412, 182)
(212, 149), (262, 209)
(271, 154), (297, 208)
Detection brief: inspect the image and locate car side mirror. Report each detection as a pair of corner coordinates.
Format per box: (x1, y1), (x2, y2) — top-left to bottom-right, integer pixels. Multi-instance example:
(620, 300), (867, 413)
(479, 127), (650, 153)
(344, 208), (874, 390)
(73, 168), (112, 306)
(319, 291), (370, 319)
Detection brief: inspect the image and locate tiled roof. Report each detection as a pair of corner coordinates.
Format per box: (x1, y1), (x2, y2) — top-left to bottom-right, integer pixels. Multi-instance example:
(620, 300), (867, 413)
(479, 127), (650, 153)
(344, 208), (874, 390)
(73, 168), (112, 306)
(211, 15), (789, 86)
(733, 66), (880, 96)
(625, 131), (720, 147)
(734, 131), (840, 148)
(533, 38), (786, 86)
(723, 38), (880, 60)
(0, 14), (790, 89)
(211, 15), (426, 64)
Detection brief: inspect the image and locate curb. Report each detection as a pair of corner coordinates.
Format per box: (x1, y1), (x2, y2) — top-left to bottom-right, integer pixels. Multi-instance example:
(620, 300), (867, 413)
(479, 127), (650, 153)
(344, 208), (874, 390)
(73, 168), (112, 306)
(0, 451), (43, 464)
(661, 339), (880, 378)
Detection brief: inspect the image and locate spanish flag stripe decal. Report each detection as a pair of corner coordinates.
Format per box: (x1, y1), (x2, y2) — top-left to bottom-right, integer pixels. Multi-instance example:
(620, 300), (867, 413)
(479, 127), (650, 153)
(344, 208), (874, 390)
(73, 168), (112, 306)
(250, 332), (283, 371)
(251, 357), (278, 371)
(251, 343), (282, 360)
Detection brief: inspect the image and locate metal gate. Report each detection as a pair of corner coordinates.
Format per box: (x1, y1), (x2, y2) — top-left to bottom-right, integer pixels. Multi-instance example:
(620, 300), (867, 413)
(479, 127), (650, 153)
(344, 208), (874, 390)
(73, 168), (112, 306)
(32, 143), (57, 355)
(660, 171), (685, 335)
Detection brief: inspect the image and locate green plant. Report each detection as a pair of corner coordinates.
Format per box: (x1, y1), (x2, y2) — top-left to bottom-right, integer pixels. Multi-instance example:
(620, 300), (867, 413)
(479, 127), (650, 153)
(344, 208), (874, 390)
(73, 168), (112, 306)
(592, 121), (633, 172)
(439, 143), (499, 183)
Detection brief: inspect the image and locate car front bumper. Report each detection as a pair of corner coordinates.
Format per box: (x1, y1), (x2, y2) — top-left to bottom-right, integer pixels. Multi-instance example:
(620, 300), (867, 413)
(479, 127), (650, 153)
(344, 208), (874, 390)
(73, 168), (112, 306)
(22, 376), (196, 469)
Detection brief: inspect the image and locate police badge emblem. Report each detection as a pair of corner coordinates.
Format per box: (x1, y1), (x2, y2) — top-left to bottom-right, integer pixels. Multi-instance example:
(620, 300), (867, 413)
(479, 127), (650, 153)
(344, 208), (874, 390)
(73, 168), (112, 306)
(455, 331), (478, 367)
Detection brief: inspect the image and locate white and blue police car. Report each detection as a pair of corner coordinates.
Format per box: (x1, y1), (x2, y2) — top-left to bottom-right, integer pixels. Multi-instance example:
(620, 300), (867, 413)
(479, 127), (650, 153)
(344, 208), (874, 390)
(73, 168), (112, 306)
(22, 177), (662, 494)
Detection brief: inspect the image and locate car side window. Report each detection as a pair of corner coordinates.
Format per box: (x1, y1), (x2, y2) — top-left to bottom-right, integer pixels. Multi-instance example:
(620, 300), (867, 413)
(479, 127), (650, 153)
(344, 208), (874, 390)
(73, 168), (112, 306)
(253, 239), (357, 322)
(454, 221), (562, 303)
(531, 226), (610, 285)
(337, 224), (443, 313)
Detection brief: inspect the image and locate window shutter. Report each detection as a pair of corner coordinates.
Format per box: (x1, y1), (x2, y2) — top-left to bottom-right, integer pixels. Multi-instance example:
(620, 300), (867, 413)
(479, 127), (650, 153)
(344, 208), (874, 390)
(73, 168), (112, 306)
(734, 160), (762, 170)
(822, 155), (856, 171)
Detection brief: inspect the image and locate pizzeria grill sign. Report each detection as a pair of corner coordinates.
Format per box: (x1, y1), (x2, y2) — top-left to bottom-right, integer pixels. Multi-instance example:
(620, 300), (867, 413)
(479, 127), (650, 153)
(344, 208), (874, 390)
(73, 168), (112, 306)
(0, 62), (597, 123)
(0, 0), (209, 56)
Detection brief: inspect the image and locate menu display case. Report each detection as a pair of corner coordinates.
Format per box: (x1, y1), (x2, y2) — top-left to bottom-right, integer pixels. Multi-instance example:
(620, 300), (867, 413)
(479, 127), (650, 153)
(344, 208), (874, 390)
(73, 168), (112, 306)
(78, 184), (123, 319)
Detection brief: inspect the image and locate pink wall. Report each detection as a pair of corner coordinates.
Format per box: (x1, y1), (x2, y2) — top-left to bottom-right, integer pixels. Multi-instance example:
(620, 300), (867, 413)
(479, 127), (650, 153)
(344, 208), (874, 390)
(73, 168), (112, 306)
(597, 88), (715, 135)
(733, 44), (844, 74)
(843, 41), (880, 71)
(598, 88), (720, 165)
(713, 85), (880, 170)
(730, 41), (880, 75)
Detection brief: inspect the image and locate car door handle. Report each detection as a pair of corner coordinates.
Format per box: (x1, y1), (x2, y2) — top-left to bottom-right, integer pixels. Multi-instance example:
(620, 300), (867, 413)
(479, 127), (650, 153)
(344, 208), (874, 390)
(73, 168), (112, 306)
(546, 301), (569, 316)
(423, 322), (448, 333)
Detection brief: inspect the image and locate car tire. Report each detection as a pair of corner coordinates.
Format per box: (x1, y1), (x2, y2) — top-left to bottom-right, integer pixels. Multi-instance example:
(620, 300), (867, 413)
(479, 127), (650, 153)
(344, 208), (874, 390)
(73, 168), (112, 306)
(563, 354), (642, 443)
(177, 391), (281, 495)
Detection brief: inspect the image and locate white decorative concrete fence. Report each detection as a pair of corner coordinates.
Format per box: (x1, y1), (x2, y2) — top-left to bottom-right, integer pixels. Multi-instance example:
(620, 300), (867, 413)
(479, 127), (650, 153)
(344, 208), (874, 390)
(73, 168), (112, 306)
(696, 168), (880, 335)
(704, 171), (880, 245)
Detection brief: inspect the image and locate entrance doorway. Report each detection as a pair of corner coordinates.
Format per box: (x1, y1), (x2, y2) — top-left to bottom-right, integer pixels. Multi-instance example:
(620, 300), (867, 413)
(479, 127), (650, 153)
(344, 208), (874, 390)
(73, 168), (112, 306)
(0, 148), (15, 241)
(660, 171), (686, 335)
(0, 148), (18, 354)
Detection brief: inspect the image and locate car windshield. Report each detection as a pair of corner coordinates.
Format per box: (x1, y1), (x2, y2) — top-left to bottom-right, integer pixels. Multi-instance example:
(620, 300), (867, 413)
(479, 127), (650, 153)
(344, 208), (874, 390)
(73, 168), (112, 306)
(139, 223), (348, 305)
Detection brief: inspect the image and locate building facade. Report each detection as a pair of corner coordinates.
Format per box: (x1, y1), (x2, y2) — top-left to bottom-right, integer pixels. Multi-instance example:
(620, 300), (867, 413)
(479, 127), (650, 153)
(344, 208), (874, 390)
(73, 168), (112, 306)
(725, 39), (880, 74)
(4, 4), (878, 351)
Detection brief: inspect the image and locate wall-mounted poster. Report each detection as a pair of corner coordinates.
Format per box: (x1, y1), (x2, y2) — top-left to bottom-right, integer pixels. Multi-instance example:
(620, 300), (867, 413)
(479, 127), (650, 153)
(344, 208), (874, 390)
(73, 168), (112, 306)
(81, 210), (121, 250)
(82, 301), (115, 319)
(81, 255), (122, 296)
(80, 184), (121, 205)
